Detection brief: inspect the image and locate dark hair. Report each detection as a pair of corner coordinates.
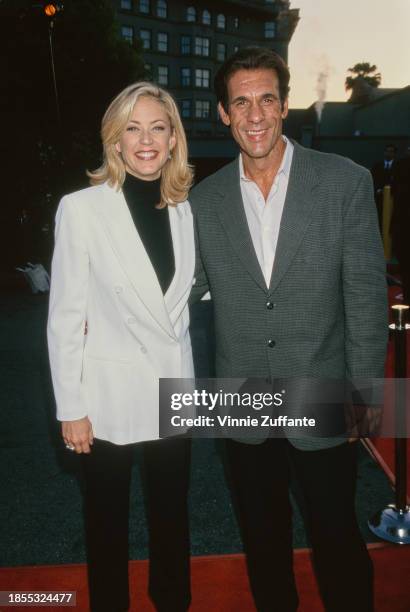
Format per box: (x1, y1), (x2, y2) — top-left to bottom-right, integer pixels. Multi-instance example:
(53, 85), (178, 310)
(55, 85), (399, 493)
(214, 46), (290, 111)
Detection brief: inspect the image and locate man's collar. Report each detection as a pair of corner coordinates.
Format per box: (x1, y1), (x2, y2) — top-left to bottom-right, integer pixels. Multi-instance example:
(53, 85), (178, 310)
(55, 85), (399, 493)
(239, 135), (293, 182)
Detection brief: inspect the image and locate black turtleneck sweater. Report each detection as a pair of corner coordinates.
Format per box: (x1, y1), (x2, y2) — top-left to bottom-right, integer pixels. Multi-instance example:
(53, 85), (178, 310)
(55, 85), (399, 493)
(122, 173), (175, 294)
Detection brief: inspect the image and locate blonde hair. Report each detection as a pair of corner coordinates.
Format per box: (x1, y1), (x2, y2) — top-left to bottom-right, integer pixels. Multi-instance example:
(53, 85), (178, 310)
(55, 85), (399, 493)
(88, 82), (193, 207)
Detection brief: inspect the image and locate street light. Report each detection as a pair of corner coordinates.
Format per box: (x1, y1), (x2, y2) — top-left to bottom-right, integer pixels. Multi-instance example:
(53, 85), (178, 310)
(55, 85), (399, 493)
(44, 4), (57, 17)
(43, 2), (64, 127)
(44, 3), (62, 19)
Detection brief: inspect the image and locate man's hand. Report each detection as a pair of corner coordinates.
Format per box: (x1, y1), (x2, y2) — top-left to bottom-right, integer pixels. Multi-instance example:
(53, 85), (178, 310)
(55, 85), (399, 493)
(348, 405), (382, 442)
(62, 417), (94, 454)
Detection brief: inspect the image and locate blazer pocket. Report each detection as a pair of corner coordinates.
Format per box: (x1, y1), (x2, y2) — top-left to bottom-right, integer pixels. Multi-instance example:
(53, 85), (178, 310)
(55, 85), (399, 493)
(296, 250), (339, 269)
(86, 354), (131, 364)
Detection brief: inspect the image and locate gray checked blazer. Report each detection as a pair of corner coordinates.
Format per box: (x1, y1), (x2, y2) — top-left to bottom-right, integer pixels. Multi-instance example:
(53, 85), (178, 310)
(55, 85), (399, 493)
(189, 141), (388, 450)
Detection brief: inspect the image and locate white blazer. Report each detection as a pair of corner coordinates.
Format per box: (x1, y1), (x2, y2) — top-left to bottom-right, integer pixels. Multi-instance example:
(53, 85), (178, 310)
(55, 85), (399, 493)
(47, 182), (195, 445)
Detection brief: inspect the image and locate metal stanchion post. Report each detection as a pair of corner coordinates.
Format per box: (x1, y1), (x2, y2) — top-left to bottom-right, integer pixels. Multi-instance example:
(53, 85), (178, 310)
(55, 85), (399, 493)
(368, 304), (410, 544)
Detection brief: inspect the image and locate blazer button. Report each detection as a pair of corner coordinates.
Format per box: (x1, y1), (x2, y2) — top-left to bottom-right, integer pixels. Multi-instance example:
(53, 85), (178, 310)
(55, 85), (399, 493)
(267, 339), (276, 348)
(266, 301), (274, 310)
(140, 346), (147, 354)
(128, 316), (136, 324)
(115, 286), (123, 294)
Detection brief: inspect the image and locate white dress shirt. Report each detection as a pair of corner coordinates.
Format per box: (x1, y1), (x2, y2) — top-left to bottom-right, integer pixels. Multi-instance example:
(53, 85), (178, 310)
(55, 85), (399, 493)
(240, 136), (294, 288)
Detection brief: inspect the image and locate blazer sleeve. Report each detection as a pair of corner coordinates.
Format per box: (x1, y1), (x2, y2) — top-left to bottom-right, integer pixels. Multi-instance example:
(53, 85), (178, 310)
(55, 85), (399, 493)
(342, 169), (388, 378)
(189, 210), (210, 304)
(47, 195), (90, 421)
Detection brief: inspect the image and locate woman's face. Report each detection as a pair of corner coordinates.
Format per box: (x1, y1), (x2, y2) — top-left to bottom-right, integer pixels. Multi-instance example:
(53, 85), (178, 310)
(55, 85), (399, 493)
(115, 96), (176, 181)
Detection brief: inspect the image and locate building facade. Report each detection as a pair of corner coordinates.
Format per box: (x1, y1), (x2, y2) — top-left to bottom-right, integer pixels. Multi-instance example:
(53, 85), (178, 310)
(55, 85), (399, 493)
(112, 0), (299, 175)
(285, 85), (410, 170)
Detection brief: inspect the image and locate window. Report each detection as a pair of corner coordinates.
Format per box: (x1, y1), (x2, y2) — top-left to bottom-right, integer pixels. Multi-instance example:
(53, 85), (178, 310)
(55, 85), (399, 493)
(140, 29), (151, 50)
(158, 65), (168, 85)
(217, 14), (225, 29)
(157, 32), (168, 52)
(139, 0), (149, 13)
(217, 42), (226, 62)
(265, 21), (276, 38)
(233, 45), (239, 53)
(234, 17), (239, 29)
(181, 99), (191, 118)
(181, 67), (191, 87)
(144, 63), (153, 80)
(156, 0), (167, 18)
(121, 25), (134, 44)
(202, 9), (211, 25)
(186, 6), (196, 22)
(194, 36), (210, 57)
(195, 69), (210, 88)
(120, 0), (132, 9)
(195, 100), (210, 119)
(181, 35), (191, 55)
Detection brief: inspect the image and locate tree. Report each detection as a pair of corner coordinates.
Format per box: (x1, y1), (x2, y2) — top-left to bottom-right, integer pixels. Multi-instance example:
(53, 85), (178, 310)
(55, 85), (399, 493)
(345, 62), (381, 91)
(0, 0), (145, 271)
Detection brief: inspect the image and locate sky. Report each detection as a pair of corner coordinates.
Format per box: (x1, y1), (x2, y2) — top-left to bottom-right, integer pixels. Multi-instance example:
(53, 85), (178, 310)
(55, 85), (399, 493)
(287, 0), (410, 109)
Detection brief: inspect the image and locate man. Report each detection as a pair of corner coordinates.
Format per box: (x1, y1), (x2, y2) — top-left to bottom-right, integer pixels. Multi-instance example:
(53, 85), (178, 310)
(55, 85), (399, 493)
(371, 144), (398, 231)
(371, 144), (397, 192)
(190, 48), (387, 612)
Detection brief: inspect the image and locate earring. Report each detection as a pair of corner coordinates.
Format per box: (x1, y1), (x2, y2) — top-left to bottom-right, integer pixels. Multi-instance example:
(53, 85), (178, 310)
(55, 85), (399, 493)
(168, 151), (172, 160)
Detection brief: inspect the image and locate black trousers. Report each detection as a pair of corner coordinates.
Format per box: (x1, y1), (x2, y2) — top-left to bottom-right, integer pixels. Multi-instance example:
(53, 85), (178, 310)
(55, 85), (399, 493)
(225, 439), (373, 612)
(82, 437), (191, 612)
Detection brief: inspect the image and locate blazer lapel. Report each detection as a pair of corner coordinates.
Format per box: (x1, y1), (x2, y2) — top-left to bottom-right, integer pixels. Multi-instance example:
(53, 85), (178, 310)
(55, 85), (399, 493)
(215, 160), (267, 291)
(93, 184), (176, 339)
(268, 142), (320, 295)
(164, 202), (195, 320)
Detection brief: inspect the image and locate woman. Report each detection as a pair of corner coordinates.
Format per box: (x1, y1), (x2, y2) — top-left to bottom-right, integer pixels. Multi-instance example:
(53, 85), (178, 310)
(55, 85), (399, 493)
(47, 82), (195, 612)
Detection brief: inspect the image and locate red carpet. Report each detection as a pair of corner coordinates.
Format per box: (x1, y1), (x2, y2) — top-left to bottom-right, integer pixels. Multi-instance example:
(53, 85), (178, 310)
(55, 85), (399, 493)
(1, 546), (410, 611)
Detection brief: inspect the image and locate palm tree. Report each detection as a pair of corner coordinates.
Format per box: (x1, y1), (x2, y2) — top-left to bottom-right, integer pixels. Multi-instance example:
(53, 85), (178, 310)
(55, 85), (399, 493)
(345, 62), (381, 91)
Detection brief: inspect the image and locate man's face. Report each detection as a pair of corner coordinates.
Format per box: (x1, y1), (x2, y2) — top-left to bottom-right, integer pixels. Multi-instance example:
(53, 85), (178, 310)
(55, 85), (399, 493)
(218, 68), (288, 162)
(384, 146), (396, 162)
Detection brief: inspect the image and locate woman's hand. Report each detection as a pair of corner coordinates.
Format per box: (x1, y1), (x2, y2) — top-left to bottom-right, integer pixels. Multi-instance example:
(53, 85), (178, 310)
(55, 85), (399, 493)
(62, 417), (94, 454)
